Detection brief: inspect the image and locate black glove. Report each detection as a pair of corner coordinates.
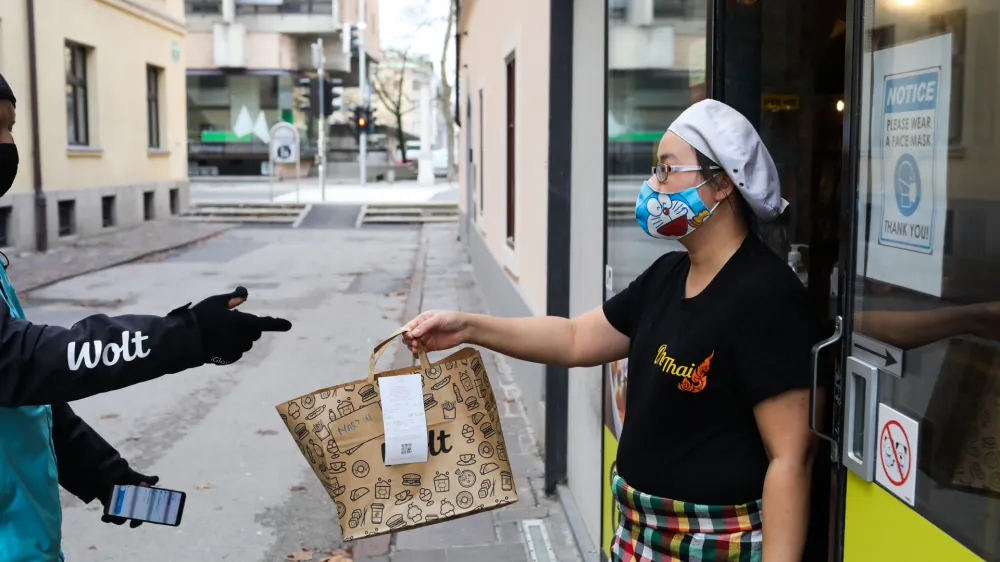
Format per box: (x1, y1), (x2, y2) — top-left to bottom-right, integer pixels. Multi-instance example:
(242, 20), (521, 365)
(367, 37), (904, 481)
(99, 470), (160, 528)
(187, 286), (292, 365)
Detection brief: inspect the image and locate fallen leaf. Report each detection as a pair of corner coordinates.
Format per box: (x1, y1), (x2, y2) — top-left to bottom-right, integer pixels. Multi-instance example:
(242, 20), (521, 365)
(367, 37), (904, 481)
(100, 413), (120, 420)
(196, 483), (212, 490)
(256, 429), (279, 436)
(320, 556), (352, 562)
(286, 548), (313, 561)
(88, 546), (97, 551)
(504, 397), (515, 403)
(124, 436), (141, 442)
(290, 485), (307, 492)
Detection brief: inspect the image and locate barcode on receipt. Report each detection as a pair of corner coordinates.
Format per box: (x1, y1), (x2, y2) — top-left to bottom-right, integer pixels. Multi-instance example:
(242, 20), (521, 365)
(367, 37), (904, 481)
(401, 443), (412, 455)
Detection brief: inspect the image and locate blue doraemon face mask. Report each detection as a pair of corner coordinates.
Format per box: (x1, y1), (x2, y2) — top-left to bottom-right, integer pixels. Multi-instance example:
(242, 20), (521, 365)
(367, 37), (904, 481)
(634, 177), (720, 240)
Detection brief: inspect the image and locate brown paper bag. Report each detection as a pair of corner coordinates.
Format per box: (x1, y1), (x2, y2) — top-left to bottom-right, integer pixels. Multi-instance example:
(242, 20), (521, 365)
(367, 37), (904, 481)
(275, 328), (519, 540)
(922, 339), (1000, 496)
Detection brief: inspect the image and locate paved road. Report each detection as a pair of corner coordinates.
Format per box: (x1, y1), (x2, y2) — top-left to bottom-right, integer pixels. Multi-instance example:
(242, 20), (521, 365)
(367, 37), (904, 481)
(35, 221), (579, 562)
(41, 225), (420, 561)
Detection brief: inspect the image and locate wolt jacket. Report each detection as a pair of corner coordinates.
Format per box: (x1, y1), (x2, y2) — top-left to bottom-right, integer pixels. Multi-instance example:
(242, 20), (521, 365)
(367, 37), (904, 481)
(0, 266), (204, 562)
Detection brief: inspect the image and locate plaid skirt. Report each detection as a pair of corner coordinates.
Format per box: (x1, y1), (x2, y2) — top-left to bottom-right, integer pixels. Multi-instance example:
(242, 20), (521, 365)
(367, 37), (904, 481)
(611, 472), (763, 562)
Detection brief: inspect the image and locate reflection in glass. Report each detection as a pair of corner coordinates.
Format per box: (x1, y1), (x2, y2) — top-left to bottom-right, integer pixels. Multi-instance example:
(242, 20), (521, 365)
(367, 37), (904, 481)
(605, 0), (708, 293)
(854, 0), (1000, 558)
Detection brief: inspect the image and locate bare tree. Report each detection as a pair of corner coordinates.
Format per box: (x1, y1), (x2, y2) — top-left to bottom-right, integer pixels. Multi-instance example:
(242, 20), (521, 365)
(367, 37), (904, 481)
(436, 0), (457, 180)
(371, 48), (418, 163)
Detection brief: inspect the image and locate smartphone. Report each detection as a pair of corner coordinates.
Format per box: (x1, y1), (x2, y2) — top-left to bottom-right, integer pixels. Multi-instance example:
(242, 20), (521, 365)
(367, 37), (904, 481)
(105, 484), (186, 527)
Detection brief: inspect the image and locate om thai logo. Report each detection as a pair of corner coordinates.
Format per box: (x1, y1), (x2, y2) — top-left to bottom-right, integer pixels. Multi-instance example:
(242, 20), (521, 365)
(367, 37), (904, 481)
(653, 345), (715, 393)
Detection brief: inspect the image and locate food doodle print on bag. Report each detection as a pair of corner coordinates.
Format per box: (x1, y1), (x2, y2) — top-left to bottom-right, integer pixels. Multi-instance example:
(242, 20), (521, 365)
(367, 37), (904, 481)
(275, 339), (519, 541)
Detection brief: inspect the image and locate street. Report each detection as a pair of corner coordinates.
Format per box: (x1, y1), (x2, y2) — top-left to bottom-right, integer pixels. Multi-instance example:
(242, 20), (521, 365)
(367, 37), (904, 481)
(21, 219), (578, 562)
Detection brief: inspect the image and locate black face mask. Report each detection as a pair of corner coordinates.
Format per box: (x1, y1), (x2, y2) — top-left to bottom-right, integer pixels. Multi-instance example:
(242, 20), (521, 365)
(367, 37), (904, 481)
(0, 144), (16, 198)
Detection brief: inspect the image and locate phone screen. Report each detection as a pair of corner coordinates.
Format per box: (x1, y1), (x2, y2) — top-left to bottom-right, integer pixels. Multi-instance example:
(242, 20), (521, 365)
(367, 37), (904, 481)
(106, 485), (186, 526)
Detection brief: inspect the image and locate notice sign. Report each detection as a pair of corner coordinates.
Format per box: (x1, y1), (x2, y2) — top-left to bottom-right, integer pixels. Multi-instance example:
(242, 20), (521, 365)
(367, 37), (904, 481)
(865, 34), (952, 297)
(876, 403), (920, 506)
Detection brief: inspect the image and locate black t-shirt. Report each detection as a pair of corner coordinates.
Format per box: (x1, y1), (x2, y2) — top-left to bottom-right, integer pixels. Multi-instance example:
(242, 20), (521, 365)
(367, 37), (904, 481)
(603, 234), (822, 505)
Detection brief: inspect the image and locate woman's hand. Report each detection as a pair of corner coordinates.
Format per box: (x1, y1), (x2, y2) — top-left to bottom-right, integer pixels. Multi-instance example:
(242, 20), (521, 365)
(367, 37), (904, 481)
(403, 310), (470, 353)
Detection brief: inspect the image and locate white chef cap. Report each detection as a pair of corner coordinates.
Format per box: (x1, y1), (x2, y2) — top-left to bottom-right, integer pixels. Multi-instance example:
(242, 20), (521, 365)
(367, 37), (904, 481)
(667, 99), (787, 221)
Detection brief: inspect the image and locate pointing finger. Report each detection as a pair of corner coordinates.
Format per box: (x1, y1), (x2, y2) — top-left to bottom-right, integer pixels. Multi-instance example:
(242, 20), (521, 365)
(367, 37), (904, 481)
(254, 315), (293, 332)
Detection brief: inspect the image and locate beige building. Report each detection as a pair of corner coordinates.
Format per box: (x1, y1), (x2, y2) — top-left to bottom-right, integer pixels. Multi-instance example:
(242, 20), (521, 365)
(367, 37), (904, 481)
(0, 0), (189, 251)
(184, 0), (382, 176)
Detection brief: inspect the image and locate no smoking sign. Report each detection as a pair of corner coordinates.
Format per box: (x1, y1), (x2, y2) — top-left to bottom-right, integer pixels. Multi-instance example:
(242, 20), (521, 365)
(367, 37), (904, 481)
(875, 403), (920, 506)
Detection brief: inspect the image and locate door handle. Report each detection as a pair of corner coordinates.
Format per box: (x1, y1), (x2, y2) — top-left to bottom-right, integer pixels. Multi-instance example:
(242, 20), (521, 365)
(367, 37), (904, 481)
(810, 315), (843, 459)
(843, 356), (880, 482)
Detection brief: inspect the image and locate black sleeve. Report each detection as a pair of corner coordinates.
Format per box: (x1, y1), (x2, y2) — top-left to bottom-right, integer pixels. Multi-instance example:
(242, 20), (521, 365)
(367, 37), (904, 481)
(602, 278), (642, 338)
(602, 252), (683, 338)
(52, 403), (130, 504)
(0, 302), (204, 407)
(732, 283), (822, 406)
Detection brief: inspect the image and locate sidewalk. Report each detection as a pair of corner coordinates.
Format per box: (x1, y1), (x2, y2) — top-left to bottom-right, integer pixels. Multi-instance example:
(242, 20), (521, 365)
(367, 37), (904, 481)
(350, 224), (582, 562)
(8, 220), (233, 294)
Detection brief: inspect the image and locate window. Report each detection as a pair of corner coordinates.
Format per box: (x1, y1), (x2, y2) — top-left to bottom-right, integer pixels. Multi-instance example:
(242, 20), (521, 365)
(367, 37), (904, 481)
(143, 191), (155, 221)
(0, 207), (11, 248)
(169, 187), (180, 215)
(58, 200), (76, 237)
(235, 0), (332, 14)
(147, 65), (162, 149)
(505, 55), (516, 247)
(653, 0), (705, 19)
(101, 195), (116, 228)
(65, 42), (89, 146)
(184, 0), (221, 14)
(850, 2), (1000, 559)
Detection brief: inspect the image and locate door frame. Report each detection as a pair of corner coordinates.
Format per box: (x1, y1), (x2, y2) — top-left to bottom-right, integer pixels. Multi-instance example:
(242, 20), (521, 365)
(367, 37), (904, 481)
(831, 0), (866, 559)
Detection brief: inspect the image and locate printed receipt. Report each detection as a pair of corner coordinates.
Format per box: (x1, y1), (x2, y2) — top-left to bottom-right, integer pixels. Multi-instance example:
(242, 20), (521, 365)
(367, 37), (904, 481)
(379, 374), (429, 465)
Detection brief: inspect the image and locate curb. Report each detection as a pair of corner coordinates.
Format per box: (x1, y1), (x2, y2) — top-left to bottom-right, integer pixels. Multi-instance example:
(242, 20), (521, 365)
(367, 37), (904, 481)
(19, 225), (236, 295)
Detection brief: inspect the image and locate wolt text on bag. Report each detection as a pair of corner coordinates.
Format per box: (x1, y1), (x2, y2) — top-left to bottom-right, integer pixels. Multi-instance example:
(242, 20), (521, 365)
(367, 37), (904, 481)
(275, 328), (518, 540)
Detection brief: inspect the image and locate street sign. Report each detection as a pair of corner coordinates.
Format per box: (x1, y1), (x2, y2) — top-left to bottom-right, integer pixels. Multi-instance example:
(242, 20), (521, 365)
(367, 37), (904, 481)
(270, 124), (299, 164)
(267, 122), (302, 203)
(851, 332), (904, 378)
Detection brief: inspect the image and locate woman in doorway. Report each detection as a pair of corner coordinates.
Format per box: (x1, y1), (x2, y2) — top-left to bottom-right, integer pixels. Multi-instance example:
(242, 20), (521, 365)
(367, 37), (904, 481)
(403, 99), (823, 561)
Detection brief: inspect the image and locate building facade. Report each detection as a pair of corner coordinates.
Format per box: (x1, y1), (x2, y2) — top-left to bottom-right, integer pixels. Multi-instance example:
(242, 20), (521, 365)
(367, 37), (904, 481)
(457, 0), (1000, 560)
(184, 0), (382, 177)
(0, 0), (189, 251)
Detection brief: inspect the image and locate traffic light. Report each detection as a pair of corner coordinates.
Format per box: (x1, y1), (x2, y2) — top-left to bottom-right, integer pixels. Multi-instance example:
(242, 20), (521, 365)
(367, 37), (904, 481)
(324, 78), (344, 116)
(297, 77), (314, 115)
(364, 106), (377, 134)
(349, 105), (375, 137)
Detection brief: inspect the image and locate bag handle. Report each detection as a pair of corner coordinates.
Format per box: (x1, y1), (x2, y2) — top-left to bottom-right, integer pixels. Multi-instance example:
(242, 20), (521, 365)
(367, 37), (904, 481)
(368, 325), (432, 383)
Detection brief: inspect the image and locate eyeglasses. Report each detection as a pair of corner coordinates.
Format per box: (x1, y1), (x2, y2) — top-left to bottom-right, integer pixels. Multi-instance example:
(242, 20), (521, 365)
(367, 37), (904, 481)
(651, 163), (722, 184)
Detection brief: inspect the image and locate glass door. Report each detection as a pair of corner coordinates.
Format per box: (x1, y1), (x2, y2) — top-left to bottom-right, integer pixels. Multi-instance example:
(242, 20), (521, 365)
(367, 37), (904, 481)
(840, 0), (1000, 559)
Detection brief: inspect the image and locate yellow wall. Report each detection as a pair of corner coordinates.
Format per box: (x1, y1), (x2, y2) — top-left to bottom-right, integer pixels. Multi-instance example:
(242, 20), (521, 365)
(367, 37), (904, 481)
(0, 0), (35, 196)
(845, 473), (982, 561)
(458, 0), (551, 315)
(3, 0), (187, 194)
